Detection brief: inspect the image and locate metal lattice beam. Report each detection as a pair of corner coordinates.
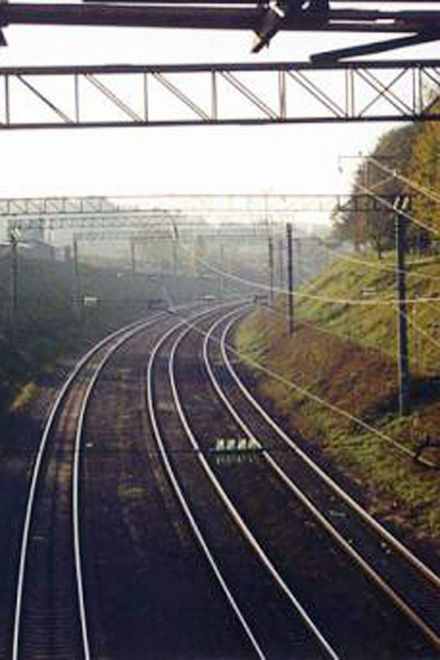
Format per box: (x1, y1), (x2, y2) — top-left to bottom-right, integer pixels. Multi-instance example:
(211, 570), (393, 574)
(0, 193), (403, 231)
(0, 60), (439, 129)
(72, 228), (275, 241)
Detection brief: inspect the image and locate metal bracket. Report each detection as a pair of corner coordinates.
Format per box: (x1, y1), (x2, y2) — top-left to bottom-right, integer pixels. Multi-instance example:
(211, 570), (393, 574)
(252, 0), (329, 52)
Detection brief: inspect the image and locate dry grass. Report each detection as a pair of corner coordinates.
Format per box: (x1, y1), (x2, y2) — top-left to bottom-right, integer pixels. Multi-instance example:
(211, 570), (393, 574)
(235, 293), (440, 549)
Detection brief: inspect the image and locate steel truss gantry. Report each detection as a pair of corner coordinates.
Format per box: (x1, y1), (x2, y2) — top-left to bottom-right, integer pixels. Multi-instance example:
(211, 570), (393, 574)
(0, 60), (439, 129)
(72, 227), (278, 241)
(1, 193), (400, 231)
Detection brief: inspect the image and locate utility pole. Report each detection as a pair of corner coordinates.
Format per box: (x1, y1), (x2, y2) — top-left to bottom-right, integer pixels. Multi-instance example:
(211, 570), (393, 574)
(395, 195), (410, 416)
(9, 232), (18, 330)
(172, 239), (178, 278)
(268, 235), (274, 305)
(171, 220), (179, 279)
(286, 222), (294, 336)
(72, 237), (81, 318)
(278, 237), (284, 287)
(219, 242), (225, 298)
(130, 238), (136, 274)
(294, 238), (301, 289)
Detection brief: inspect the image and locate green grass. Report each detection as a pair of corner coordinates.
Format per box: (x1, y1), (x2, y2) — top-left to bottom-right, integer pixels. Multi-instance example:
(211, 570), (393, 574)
(235, 250), (440, 547)
(0, 257), (160, 416)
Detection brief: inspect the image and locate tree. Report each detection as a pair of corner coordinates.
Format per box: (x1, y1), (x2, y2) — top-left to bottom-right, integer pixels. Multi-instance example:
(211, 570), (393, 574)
(333, 124), (418, 257)
(407, 96), (440, 245)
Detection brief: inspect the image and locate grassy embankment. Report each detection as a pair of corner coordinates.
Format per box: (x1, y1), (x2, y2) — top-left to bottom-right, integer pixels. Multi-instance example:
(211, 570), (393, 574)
(0, 256), (160, 417)
(235, 252), (440, 547)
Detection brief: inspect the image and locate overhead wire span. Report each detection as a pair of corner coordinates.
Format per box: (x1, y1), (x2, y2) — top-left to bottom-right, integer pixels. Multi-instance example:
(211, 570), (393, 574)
(313, 240), (440, 284)
(178, 241), (440, 307)
(366, 156), (440, 207)
(354, 180), (440, 239)
(225, 314), (437, 469)
(262, 301), (394, 356)
(404, 307), (440, 355)
(169, 305), (437, 469)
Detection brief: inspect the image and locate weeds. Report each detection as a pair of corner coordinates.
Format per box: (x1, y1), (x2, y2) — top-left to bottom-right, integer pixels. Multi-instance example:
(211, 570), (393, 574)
(235, 253), (440, 547)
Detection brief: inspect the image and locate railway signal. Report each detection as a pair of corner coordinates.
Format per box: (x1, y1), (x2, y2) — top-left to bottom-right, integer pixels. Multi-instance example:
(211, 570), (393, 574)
(72, 238), (81, 319)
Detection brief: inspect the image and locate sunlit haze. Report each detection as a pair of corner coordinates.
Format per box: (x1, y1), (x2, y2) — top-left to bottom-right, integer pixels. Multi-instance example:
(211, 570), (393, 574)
(1, 2), (440, 228)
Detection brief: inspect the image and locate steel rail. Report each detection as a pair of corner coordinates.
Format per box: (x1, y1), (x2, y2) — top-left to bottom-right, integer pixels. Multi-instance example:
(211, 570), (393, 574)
(206, 308), (440, 650)
(168, 312), (340, 660)
(72, 316), (176, 660)
(11, 311), (171, 660)
(219, 309), (440, 589)
(146, 304), (267, 659)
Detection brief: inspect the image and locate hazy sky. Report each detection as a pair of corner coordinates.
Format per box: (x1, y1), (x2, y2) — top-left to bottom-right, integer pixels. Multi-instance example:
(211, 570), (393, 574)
(1, 2), (440, 228)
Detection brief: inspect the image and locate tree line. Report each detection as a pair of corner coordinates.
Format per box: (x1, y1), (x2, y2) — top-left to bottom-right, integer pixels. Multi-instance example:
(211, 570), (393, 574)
(333, 98), (440, 258)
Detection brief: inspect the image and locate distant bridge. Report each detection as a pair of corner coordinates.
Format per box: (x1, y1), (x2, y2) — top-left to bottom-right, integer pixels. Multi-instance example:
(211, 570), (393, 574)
(0, 60), (439, 129)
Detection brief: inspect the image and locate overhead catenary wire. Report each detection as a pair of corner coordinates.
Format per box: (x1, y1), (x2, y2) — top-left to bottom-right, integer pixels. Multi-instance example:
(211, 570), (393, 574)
(404, 306), (440, 355)
(40, 303), (437, 468)
(178, 241), (440, 307)
(168, 306), (438, 468)
(313, 240), (440, 285)
(366, 156), (440, 207)
(254, 299), (440, 382)
(355, 180), (440, 240)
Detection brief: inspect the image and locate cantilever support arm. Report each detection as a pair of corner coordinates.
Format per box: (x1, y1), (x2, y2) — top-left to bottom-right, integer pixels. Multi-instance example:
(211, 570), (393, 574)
(2, 3), (440, 32)
(312, 29), (440, 61)
(2, 3), (440, 60)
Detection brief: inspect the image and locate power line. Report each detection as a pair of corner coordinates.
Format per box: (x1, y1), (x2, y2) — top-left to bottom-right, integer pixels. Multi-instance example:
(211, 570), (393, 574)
(367, 156), (440, 207)
(188, 244), (440, 307)
(355, 180), (440, 239)
(165, 304), (437, 467)
(220, 311), (438, 468)
(315, 240), (440, 284)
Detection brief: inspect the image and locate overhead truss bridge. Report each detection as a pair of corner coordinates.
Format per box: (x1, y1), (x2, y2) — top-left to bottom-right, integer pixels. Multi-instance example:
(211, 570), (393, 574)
(0, 60), (439, 129)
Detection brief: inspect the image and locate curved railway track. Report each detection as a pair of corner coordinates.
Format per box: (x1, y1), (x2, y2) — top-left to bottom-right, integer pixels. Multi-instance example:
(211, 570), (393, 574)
(202, 306), (440, 657)
(10, 314), (172, 660)
(4, 301), (440, 658)
(147, 307), (339, 659)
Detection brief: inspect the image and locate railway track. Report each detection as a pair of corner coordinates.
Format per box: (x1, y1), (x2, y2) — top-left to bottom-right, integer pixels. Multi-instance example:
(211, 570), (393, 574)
(10, 301), (277, 660)
(5, 300), (440, 658)
(82, 301), (277, 659)
(8, 310), (179, 660)
(147, 305), (339, 659)
(201, 306), (440, 657)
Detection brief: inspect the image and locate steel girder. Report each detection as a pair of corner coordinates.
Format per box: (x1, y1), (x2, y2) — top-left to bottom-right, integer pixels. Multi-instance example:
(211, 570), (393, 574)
(0, 60), (439, 128)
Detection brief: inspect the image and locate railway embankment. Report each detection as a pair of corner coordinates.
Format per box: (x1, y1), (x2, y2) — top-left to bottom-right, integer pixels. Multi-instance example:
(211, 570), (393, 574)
(0, 256), (159, 423)
(234, 253), (440, 556)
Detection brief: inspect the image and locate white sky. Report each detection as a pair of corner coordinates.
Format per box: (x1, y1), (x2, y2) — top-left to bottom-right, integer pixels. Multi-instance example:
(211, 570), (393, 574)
(1, 2), (440, 228)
